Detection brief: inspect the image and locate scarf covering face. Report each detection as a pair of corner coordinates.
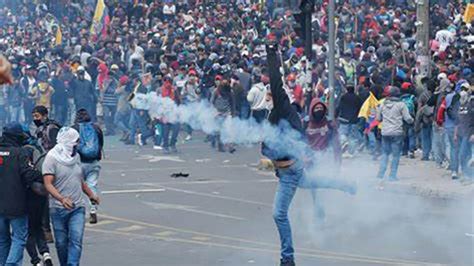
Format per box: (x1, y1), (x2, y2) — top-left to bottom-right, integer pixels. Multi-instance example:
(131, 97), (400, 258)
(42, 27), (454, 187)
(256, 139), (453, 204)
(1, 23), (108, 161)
(48, 127), (80, 166)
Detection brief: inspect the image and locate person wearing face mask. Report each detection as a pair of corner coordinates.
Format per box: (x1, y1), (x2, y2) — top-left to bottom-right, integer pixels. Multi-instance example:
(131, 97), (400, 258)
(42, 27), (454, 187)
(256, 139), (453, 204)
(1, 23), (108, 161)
(42, 127), (99, 266)
(306, 99), (342, 162)
(32, 105), (61, 244)
(0, 123), (45, 266)
(32, 105), (61, 153)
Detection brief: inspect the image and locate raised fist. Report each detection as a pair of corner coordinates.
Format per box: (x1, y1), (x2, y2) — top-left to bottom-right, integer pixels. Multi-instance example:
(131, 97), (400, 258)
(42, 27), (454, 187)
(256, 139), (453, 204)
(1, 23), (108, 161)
(0, 55), (13, 85)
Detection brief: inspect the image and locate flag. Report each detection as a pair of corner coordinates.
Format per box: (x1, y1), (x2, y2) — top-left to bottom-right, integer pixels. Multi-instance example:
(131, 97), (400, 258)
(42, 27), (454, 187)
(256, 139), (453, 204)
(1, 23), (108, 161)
(464, 4), (474, 23)
(358, 92), (380, 134)
(55, 26), (62, 46)
(90, 0), (110, 40)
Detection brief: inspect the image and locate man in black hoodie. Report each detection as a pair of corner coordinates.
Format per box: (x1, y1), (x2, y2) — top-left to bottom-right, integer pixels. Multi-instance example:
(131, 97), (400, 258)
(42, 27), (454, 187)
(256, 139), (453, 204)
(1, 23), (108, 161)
(0, 123), (44, 266)
(264, 39), (355, 266)
(337, 85), (363, 156)
(262, 39), (306, 266)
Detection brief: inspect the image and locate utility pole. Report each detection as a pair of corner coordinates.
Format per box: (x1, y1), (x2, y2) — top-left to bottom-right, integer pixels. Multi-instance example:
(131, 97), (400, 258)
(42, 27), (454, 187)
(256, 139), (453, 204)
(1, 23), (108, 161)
(301, 0), (313, 63)
(327, 0), (336, 121)
(416, 0), (431, 78)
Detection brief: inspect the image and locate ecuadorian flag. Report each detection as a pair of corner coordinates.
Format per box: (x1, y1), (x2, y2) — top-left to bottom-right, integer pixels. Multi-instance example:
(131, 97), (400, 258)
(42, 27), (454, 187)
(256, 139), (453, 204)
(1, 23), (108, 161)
(90, 0), (110, 40)
(358, 92), (381, 134)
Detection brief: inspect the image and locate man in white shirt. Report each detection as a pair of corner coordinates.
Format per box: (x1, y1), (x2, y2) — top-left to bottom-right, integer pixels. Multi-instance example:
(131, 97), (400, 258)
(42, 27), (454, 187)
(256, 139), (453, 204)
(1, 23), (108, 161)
(247, 73), (270, 123)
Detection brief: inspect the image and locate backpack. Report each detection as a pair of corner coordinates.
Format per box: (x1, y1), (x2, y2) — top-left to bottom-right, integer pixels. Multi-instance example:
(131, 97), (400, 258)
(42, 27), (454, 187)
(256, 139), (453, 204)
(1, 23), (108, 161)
(39, 121), (61, 151)
(400, 94), (415, 115)
(78, 122), (100, 160)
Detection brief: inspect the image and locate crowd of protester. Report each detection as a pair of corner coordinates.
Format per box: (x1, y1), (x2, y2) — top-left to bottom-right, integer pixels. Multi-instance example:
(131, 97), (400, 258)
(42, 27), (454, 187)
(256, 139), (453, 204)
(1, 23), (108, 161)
(0, 0), (472, 175)
(0, 0), (473, 265)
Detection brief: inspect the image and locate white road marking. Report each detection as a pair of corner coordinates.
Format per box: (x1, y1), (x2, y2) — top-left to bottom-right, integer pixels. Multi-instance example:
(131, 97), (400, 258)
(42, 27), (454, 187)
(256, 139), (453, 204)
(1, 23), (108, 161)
(149, 185), (272, 207)
(135, 154), (185, 163)
(104, 164), (249, 173)
(143, 201), (246, 221)
(116, 225), (145, 232)
(85, 220), (116, 228)
(102, 188), (166, 195)
(154, 231), (176, 237)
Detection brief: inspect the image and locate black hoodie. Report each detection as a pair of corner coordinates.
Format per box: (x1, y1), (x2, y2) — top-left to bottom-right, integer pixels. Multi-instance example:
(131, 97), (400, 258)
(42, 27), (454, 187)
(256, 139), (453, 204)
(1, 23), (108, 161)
(0, 135), (42, 217)
(261, 45), (303, 161)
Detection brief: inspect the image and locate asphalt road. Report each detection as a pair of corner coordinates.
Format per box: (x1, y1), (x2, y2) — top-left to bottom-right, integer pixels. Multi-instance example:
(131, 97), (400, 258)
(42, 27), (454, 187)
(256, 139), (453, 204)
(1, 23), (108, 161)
(64, 134), (472, 266)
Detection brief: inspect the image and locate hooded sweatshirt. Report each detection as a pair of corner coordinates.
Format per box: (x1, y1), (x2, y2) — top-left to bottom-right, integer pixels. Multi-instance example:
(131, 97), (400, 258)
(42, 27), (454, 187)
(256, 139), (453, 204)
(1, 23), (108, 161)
(376, 97), (414, 136)
(306, 99), (341, 161)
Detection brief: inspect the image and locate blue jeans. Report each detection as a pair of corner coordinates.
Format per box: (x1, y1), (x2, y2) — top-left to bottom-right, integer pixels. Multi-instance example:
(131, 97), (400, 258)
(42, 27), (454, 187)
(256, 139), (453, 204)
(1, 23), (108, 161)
(162, 123), (180, 149)
(50, 207), (86, 266)
(273, 161), (354, 262)
(433, 125), (447, 165)
(114, 111), (130, 134)
(0, 214), (28, 266)
(129, 109), (153, 144)
(459, 136), (473, 179)
(251, 110), (268, 124)
(339, 123), (362, 154)
(377, 135), (403, 180)
(240, 101), (250, 120)
(82, 161), (101, 200)
(420, 126), (432, 160)
(403, 126), (416, 154)
(446, 129), (460, 173)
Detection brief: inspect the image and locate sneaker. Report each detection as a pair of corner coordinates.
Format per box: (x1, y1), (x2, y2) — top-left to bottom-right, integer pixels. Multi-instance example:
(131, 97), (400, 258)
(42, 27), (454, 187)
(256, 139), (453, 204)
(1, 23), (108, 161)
(342, 152), (354, 159)
(185, 135), (192, 141)
(136, 133), (144, 146)
(43, 252), (53, 266)
(153, 145), (163, 150)
(163, 148), (170, 154)
(451, 171), (459, 180)
(408, 151), (415, 159)
(280, 259), (295, 266)
(90, 213), (98, 224)
(44, 231), (54, 243)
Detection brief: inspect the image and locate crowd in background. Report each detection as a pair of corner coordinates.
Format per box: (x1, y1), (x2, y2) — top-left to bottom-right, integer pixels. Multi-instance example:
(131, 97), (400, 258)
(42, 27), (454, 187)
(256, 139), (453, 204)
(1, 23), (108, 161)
(0, 0), (472, 180)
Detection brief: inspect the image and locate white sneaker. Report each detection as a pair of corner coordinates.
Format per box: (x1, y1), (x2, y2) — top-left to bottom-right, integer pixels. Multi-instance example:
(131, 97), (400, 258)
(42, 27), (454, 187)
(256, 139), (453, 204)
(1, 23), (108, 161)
(153, 145), (163, 150)
(43, 252), (53, 266)
(185, 135), (192, 141)
(137, 133), (143, 146)
(342, 152), (354, 159)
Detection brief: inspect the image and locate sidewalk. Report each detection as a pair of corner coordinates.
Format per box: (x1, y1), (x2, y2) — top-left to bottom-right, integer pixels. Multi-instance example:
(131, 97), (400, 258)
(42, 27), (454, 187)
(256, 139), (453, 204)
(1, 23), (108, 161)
(341, 154), (474, 200)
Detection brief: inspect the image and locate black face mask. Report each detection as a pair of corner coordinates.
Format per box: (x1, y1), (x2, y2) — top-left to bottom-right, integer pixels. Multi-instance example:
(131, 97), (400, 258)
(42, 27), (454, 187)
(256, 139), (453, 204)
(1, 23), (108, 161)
(71, 145), (78, 157)
(33, 119), (44, 127)
(312, 110), (325, 122)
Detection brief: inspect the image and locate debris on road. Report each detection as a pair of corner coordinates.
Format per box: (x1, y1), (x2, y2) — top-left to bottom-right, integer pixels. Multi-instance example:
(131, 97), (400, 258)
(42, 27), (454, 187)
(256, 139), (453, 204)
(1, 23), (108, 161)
(171, 172), (190, 178)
